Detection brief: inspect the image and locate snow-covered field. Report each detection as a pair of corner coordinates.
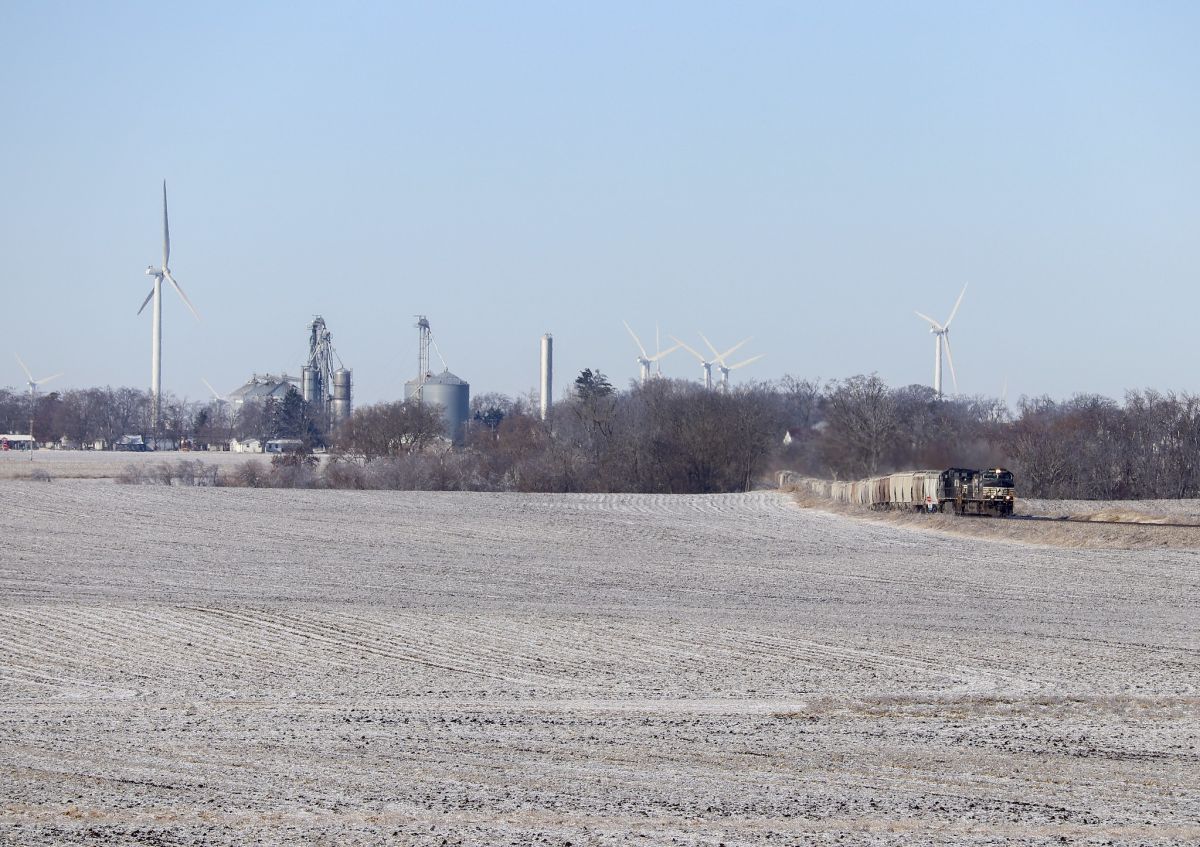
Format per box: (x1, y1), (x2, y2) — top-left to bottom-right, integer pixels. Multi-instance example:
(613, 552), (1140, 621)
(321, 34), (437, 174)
(0, 449), (260, 479)
(1, 481), (1196, 845)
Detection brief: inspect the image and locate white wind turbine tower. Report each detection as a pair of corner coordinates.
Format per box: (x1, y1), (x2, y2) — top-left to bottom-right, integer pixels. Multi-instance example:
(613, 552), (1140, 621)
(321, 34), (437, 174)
(915, 283), (967, 397)
(623, 321), (680, 383)
(14, 352), (62, 407)
(670, 335), (718, 389)
(14, 354), (61, 454)
(137, 180), (200, 432)
(700, 334), (763, 392)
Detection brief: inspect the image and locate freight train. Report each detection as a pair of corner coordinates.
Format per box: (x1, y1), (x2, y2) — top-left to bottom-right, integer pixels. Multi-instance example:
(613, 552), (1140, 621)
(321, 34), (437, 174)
(783, 467), (1016, 516)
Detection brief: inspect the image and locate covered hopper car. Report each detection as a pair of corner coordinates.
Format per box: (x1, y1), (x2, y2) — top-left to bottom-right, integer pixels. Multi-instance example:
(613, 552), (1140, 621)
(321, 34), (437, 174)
(784, 467), (1015, 516)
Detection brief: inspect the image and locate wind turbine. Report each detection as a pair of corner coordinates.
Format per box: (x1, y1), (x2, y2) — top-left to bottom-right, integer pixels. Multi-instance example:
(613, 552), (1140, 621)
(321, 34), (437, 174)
(623, 321), (680, 383)
(915, 283), (967, 397)
(699, 334), (763, 392)
(15, 354), (62, 408)
(200, 378), (232, 446)
(14, 354), (61, 453)
(137, 180), (200, 432)
(670, 335), (716, 389)
(201, 377), (227, 404)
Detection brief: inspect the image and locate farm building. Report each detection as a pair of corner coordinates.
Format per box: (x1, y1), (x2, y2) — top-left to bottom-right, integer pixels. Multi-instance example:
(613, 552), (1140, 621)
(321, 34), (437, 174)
(228, 374), (301, 406)
(0, 434), (34, 451)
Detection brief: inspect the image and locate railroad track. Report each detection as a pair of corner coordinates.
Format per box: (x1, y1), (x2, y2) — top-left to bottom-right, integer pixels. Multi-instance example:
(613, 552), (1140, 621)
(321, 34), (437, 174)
(1011, 514), (1200, 529)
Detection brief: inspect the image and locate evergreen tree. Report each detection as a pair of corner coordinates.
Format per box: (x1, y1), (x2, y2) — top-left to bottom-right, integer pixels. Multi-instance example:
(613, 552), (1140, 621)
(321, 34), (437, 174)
(268, 387), (307, 440)
(574, 368), (614, 401)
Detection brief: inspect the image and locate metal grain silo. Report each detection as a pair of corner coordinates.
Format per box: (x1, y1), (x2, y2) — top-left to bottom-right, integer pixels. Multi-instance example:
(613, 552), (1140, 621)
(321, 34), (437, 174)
(331, 368), (352, 426)
(301, 366), (320, 405)
(411, 369), (470, 443)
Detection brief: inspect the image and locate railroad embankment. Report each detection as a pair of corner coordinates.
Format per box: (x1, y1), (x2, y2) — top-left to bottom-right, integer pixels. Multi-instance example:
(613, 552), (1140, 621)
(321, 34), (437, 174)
(778, 471), (1200, 550)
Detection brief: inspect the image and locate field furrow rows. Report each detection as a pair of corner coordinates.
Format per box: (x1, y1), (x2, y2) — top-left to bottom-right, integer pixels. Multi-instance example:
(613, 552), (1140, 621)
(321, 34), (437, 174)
(1, 480), (1197, 845)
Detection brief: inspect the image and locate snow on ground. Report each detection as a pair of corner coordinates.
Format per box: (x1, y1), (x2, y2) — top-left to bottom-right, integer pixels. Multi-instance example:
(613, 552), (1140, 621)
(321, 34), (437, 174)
(0, 449), (261, 480)
(1021, 497), (1200, 521)
(0, 482), (1196, 845)
(788, 488), (1200, 550)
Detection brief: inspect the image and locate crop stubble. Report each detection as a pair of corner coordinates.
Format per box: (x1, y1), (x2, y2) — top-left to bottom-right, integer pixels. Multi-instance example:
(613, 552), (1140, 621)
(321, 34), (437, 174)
(0, 481), (1196, 845)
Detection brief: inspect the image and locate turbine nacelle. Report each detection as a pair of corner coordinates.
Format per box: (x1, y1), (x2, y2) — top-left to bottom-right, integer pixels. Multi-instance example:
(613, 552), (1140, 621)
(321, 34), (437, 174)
(699, 333), (763, 391)
(915, 283), (967, 395)
(137, 180), (200, 432)
(14, 354), (62, 397)
(624, 321), (679, 383)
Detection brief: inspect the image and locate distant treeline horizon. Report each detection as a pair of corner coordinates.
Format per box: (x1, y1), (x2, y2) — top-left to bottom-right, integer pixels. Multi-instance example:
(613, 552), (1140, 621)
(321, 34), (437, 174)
(17, 371), (1197, 500)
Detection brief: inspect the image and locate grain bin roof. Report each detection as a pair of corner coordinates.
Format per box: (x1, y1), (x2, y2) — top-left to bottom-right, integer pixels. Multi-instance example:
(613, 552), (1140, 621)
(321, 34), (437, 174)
(423, 369), (468, 386)
(228, 373), (300, 403)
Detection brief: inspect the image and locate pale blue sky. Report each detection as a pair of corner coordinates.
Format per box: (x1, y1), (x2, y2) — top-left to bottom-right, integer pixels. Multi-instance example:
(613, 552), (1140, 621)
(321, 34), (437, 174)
(1, 2), (1197, 405)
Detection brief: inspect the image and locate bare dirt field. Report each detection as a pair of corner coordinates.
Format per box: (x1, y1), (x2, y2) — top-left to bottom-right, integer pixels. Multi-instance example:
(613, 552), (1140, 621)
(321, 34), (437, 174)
(0, 479), (1196, 846)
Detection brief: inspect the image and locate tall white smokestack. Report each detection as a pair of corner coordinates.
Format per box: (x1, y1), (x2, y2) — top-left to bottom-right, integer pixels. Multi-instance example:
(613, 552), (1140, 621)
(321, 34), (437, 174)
(540, 333), (553, 420)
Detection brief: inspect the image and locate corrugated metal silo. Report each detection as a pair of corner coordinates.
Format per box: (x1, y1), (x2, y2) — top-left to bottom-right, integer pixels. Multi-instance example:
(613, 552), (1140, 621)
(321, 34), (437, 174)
(408, 369), (470, 442)
(301, 366), (319, 405)
(332, 368), (352, 425)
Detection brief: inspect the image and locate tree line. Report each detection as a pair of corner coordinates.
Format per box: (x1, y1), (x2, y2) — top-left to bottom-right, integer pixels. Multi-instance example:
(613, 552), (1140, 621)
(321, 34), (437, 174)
(778, 377), (1200, 499)
(298, 372), (1200, 499)
(326, 370), (781, 494)
(11, 375), (1200, 499)
(0, 385), (319, 448)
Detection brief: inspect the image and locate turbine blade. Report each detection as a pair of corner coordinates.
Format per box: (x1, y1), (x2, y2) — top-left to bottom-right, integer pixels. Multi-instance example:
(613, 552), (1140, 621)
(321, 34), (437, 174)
(137, 287), (155, 315)
(201, 377), (223, 400)
(914, 311), (942, 330)
(943, 335), (959, 392)
(162, 180), (170, 269)
(944, 283), (967, 328)
(699, 333), (721, 361)
(14, 353), (33, 382)
(623, 320), (648, 358)
(647, 342), (681, 362)
(35, 373), (62, 386)
(718, 336), (751, 361)
(165, 269), (200, 321)
(669, 335), (706, 363)
(729, 354), (764, 370)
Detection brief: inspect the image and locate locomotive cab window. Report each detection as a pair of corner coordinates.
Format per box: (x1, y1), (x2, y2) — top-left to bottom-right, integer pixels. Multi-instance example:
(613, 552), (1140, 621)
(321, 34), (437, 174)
(982, 470), (1013, 487)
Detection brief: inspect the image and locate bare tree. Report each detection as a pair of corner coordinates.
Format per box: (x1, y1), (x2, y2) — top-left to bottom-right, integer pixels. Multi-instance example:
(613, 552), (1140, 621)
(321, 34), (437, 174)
(335, 399), (446, 462)
(821, 375), (900, 477)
